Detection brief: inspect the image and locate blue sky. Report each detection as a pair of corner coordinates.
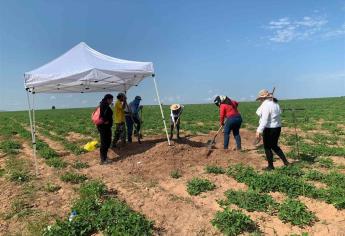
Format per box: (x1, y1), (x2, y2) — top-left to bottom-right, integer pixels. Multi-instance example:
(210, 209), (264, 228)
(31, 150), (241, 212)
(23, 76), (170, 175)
(0, 0), (344, 111)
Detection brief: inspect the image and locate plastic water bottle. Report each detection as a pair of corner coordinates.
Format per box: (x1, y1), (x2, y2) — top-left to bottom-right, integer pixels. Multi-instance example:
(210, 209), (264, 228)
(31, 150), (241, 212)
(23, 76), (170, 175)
(69, 210), (77, 222)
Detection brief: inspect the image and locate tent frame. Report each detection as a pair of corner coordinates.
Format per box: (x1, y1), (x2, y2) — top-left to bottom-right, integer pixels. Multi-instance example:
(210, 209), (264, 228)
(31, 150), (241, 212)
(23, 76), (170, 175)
(26, 75), (171, 176)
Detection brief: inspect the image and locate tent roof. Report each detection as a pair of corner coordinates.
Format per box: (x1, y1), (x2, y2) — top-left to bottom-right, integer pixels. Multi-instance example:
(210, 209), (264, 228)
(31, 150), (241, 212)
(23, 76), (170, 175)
(24, 42), (154, 93)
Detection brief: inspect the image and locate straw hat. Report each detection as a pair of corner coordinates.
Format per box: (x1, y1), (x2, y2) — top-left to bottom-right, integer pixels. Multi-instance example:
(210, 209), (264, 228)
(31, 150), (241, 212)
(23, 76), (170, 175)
(170, 104), (181, 111)
(256, 89), (273, 100)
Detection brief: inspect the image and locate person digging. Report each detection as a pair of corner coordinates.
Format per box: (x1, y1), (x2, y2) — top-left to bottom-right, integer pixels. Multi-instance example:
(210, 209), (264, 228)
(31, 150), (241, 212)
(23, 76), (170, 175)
(125, 96), (143, 143)
(214, 95), (242, 150)
(255, 89), (289, 170)
(170, 104), (184, 140)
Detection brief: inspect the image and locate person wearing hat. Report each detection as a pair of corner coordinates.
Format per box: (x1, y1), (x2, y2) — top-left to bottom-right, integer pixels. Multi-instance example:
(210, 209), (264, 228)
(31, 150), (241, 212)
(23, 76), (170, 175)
(97, 94), (114, 164)
(125, 96), (143, 143)
(214, 95), (242, 150)
(170, 104), (184, 140)
(112, 93), (127, 148)
(255, 89), (289, 170)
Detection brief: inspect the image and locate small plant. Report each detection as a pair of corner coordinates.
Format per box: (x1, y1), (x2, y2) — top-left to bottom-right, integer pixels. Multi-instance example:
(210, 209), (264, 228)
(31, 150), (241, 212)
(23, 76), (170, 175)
(170, 169), (182, 179)
(60, 172), (87, 184)
(186, 178), (216, 196)
(220, 190), (278, 213)
(46, 157), (67, 169)
(211, 209), (258, 236)
(45, 182), (61, 192)
(205, 165), (225, 174)
(318, 157), (334, 168)
(72, 160), (89, 169)
(278, 198), (316, 226)
(0, 140), (21, 154)
(9, 170), (30, 183)
(0, 168), (5, 177)
(79, 180), (107, 199)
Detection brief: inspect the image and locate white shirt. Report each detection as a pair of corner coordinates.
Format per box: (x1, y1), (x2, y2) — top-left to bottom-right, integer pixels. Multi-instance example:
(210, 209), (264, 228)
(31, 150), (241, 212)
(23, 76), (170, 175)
(256, 99), (282, 133)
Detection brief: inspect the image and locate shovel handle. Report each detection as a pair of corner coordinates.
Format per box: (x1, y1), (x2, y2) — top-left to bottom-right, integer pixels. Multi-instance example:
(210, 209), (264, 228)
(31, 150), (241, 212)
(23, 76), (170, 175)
(213, 125), (224, 141)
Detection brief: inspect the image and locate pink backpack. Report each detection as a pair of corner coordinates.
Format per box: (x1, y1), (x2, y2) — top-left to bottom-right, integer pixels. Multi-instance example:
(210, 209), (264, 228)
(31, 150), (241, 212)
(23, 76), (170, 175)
(91, 107), (104, 125)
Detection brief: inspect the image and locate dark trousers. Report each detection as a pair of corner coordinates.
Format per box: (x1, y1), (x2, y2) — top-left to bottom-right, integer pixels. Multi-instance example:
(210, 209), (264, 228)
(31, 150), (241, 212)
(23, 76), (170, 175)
(263, 127), (289, 167)
(170, 118), (180, 139)
(125, 115), (141, 142)
(112, 122), (126, 146)
(224, 115), (242, 149)
(97, 125), (112, 161)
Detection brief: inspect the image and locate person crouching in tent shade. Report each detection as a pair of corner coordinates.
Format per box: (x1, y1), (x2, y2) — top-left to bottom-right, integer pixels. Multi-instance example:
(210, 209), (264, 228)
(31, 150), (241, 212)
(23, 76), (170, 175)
(112, 93), (127, 148)
(170, 104), (184, 140)
(214, 96), (242, 150)
(255, 89), (289, 170)
(98, 94), (114, 164)
(125, 96), (143, 142)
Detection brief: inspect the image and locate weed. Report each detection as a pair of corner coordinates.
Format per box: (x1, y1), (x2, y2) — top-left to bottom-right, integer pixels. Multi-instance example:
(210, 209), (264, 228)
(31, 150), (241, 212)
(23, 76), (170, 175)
(205, 165), (225, 174)
(170, 169), (182, 179)
(9, 169), (30, 183)
(278, 198), (316, 226)
(211, 209), (258, 236)
(186, 178), (216, 196)
(72, 160), (89, 169)
(60, 172), (87, 184)
(317, 157), (334, 168)
(45, 183), (61, 192)
(46, 157), (67, 169)
(0, 140), (21, 154)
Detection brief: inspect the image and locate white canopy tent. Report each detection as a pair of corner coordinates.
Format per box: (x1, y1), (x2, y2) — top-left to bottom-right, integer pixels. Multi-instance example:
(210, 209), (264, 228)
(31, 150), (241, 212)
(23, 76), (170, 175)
(24, 42), (171, 175)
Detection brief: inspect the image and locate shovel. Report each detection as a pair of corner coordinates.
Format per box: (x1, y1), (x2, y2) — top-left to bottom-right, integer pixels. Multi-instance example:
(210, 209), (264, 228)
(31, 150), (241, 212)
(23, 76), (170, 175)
(206, 125), (224, 149)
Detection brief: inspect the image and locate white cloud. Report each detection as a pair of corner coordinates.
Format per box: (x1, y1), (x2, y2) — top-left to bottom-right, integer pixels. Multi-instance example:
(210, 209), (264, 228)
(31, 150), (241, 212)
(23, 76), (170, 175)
(50, 96), (56, 100)
(322, 23), (345, 39)
(266, 15), (330, 43)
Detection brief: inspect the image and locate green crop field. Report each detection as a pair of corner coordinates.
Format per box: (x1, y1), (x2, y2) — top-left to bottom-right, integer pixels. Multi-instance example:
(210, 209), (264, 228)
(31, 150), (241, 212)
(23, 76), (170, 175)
(0, 96), (344, 235)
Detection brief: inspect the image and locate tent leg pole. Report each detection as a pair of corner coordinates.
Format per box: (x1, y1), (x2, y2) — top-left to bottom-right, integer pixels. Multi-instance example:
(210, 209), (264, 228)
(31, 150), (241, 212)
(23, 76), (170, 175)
(26, 91), (38, 176)
(153, 77), (171, 146)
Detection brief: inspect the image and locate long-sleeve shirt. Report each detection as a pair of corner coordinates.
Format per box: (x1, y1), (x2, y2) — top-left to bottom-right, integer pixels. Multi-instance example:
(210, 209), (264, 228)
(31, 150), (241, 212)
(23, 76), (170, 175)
(113, 100), (125, 124)
(219, 100), (240, 125)
(256, 99), (282, 133)
(99, 101), (113, 127)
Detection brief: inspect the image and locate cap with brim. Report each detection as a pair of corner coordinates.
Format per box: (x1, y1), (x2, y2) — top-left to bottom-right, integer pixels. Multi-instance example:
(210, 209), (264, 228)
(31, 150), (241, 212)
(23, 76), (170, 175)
(170, 104), (181, 111)
(135, 96), (142, 100)
(256, 89), (273, 100)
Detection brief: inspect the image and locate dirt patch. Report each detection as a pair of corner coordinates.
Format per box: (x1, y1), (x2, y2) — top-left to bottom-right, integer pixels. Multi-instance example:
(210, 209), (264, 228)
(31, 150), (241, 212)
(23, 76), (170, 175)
(66, 132), (92, 143)
(11, 127), (345, 236)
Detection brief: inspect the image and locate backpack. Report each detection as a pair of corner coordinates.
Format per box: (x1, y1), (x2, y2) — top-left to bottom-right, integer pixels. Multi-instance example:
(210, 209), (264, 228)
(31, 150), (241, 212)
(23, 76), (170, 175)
(91, 107), (104, 125)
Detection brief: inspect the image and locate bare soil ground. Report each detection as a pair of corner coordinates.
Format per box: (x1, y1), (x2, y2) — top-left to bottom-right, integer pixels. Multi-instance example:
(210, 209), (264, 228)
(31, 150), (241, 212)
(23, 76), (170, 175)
(1, 129), (345, 235)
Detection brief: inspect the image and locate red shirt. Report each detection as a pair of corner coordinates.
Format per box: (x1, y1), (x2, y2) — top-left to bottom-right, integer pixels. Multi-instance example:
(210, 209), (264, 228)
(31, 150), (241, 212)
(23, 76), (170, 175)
(220, 101), (240, 125)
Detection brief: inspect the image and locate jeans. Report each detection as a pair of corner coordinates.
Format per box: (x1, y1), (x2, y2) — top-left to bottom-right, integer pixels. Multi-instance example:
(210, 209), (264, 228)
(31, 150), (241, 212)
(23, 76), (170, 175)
(263, 127), (289, 168)
(97, 125), (112, 161)
(125, 115), (141, 142)
(223, 115), (242, 149)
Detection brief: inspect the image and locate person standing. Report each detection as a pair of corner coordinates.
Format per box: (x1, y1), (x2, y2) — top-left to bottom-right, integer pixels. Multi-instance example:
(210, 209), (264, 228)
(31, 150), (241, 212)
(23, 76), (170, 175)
(112, 93), (127, 148)
(214, 96), (242, 150)
(255, 89), (289, 170)
(97, 94), (113, 164)
(126, 96), (143, 143)
(170, 104), (184, 140)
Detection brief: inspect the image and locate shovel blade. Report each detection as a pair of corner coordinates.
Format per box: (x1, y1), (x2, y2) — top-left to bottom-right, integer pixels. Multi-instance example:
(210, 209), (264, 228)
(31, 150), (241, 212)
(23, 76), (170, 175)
(206, 139), (215, 149)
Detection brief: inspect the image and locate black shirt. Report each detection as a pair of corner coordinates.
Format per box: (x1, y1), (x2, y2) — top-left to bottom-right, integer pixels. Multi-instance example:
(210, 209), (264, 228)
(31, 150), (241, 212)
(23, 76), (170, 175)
(99, 100), (113, 127)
